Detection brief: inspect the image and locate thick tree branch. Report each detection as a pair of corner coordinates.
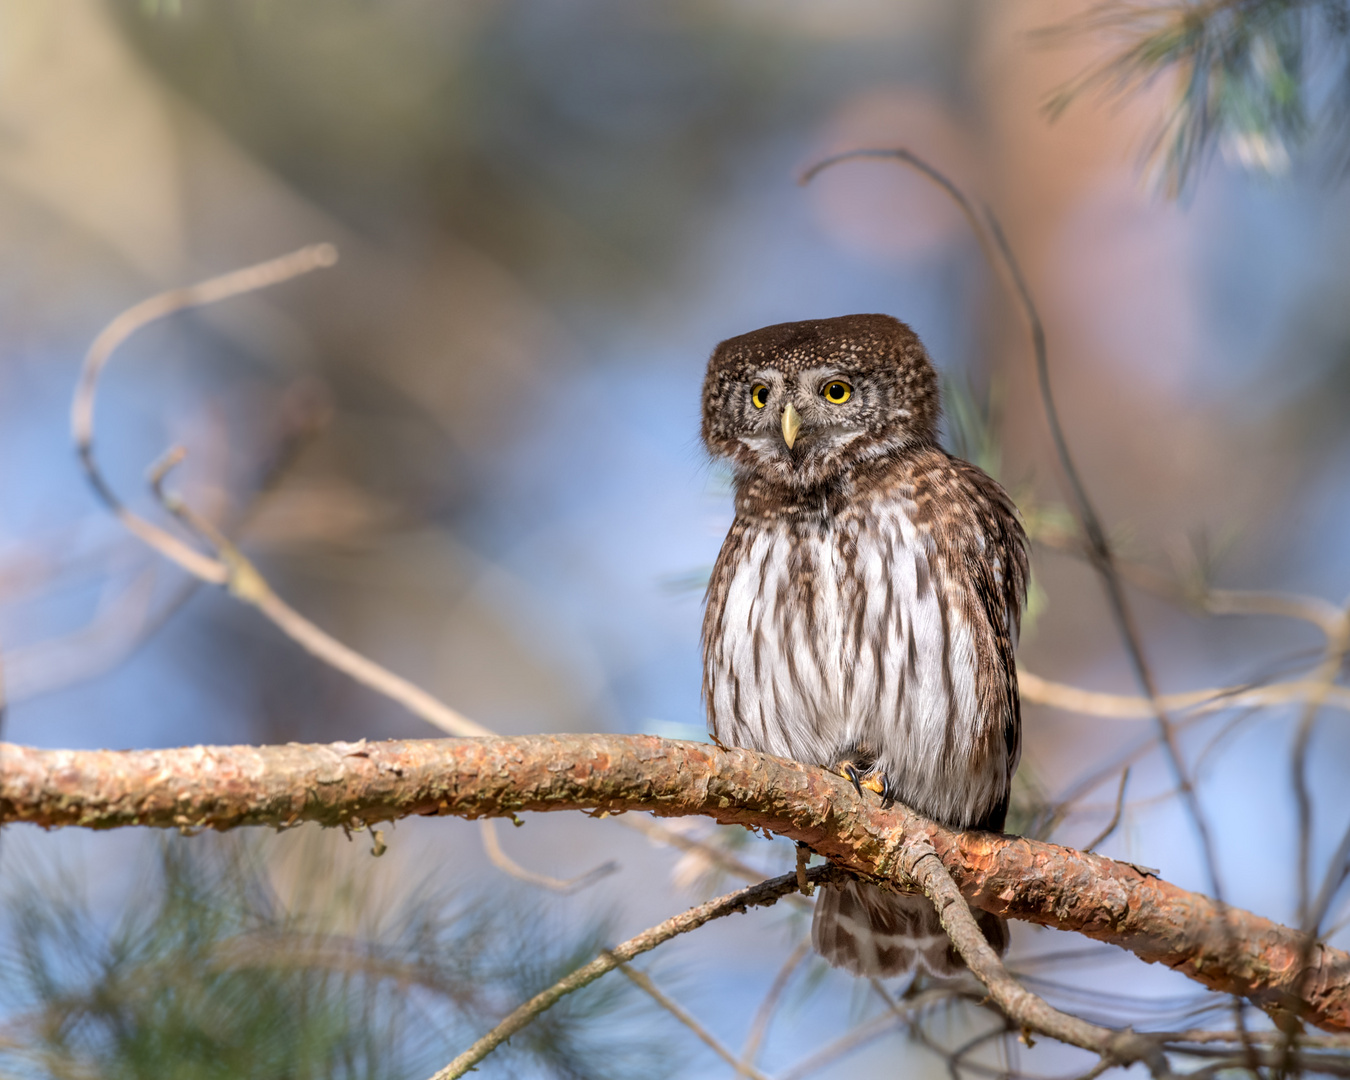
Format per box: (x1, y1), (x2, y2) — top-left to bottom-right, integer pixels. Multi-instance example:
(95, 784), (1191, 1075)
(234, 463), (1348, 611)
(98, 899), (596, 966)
(3, 733), (1348, 1032)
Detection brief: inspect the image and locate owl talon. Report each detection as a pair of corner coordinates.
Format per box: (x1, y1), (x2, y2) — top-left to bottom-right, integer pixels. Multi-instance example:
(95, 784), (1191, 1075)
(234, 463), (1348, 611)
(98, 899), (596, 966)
(839, 761), (865, 797)
(861, 773), (897, 809)
(838, 764), (896, 808)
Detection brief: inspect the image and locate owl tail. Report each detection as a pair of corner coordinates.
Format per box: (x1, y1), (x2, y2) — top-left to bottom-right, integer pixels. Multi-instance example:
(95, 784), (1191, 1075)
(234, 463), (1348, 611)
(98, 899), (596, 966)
(811, 879), (1008, 978)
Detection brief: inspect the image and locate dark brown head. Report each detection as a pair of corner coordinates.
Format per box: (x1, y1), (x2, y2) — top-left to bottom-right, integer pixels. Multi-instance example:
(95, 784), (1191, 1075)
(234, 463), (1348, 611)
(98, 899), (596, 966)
(700, 314), (939, 489)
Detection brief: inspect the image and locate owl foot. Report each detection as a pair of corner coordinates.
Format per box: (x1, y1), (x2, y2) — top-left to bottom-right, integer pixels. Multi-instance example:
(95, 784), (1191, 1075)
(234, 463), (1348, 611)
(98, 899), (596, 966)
(838, 761), (866, 797)
(861, 772), (896, 809)
(837, 762), (895, 808)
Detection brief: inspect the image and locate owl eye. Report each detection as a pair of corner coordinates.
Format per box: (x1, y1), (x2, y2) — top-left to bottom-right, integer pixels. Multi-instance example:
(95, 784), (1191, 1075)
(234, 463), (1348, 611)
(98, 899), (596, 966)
(750, 384), (770, 409)
(822, 380), (852, 404)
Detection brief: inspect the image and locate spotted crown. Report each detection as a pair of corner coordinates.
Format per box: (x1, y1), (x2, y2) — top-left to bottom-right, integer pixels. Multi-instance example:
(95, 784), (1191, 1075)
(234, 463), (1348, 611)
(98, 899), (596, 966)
(700, 314), (940, 489)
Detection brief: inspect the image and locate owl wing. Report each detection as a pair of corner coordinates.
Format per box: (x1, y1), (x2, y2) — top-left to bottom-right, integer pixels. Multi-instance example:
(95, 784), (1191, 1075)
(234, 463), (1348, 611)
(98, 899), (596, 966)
(701, 514), (753, 748)
(942, 456), (1029, 830)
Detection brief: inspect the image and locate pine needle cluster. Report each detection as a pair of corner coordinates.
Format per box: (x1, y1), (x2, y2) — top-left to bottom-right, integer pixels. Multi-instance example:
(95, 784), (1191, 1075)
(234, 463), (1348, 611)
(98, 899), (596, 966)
(0, 834), (670, 1080)
(1044, 1), (1350, 194)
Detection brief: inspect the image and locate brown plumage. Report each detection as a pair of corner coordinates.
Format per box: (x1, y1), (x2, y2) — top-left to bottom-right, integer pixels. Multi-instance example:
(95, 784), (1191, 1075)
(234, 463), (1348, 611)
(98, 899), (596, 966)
(700, 314), (1027, 977)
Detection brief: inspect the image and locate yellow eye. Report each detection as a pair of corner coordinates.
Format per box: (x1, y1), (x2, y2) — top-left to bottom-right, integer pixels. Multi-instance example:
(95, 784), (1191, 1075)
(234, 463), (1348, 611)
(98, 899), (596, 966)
(751, 384), (770, 409)
(822, 380), (852, 404)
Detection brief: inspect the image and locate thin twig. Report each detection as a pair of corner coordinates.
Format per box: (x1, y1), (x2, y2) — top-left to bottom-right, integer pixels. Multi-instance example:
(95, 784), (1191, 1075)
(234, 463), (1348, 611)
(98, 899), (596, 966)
(1202, 587), (1346, 640)
(618, 963), (773, 1080)
(736, 939), (811, 1076)
(992, 196), (1225, 909)
(1279, 783), (1350, 1076)
(71, 244), (337, 585)
(801, 148), (1000, 269)
(1038, 529), (1346, 640)
(1294, 602), (1350, 926)
(1033, 712), (1212, 843)
(795, 842), (814, 896)
(150, 453), (490, 738)
(1019, 669), (1350, 720)
(1158, 1028), (1350, 1049)
(898, 836), (1169, 1075)
(9, 376), (332, 706)
(948, 1022), (1018, 1080)
(617, 812), (811, 910)
(476, 818), (617, 894)
(1279, 599), (1350, 1078)
(1084, 768), (1130, 853)
(426, 866), (833, 1080)
(778, 985), (964, 1080)
(72, 250), (488, 740)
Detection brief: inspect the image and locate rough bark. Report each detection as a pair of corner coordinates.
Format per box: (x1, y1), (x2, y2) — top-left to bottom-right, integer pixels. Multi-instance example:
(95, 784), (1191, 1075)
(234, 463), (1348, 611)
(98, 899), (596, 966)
(3, 733), (1346, 1031)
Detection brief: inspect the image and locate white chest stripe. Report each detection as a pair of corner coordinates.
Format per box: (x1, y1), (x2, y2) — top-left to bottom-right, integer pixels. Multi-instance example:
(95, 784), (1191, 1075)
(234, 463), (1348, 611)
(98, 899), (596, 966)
(707, 500), (1003, 828)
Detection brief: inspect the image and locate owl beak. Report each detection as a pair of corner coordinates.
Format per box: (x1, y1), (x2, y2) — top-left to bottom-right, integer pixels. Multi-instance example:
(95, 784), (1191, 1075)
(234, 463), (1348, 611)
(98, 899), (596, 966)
(781, 402), (802, 449)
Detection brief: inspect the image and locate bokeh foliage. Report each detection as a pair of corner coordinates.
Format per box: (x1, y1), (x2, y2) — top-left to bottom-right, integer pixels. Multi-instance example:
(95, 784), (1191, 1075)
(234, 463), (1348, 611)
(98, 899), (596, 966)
(1046, 0), (1350, 195)
(0, 833), (671, 1080)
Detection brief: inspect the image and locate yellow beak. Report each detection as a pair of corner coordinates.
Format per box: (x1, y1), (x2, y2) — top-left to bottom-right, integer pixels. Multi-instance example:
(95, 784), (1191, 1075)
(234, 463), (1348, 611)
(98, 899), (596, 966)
(783, 402), (799, 448)
(781, 402), (801, 449)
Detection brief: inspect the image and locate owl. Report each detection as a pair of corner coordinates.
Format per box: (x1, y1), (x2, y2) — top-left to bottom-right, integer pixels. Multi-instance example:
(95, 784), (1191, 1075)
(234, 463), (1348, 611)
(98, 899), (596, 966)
(700, 314), (1027, 977)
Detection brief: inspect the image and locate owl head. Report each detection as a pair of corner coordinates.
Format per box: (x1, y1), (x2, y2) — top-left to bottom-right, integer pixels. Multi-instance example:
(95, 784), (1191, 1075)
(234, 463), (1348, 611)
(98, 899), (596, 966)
(701, 313), (939, 489)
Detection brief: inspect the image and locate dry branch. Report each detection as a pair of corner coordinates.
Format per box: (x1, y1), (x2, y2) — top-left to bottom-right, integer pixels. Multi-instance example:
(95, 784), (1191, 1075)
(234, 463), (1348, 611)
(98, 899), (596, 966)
(476, 817), (617, 893)
(901, 837), (1163, 1070)
(429, 867), (824, 1080)
(737, 939), (811, 1075)
(1018, 669), (1350, 720)
(618, 964), (773, 1080)
(69, 244), (489, 741)
(3, 733), (1348, 1032)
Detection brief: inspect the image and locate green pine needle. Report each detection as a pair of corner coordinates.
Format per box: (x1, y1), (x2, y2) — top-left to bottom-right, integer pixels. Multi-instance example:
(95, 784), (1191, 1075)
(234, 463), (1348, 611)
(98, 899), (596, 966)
(1042, 0), (1350, 195)
(0, 833), (672, 1080)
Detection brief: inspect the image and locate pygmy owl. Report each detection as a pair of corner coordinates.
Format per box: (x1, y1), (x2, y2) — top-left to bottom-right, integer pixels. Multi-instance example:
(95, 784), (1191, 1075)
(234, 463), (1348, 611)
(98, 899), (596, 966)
(700, 314), (1027, 977)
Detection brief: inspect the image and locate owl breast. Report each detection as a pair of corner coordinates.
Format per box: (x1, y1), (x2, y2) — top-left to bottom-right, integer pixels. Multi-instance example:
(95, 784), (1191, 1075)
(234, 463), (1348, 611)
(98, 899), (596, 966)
(703, 489), (1010, 830)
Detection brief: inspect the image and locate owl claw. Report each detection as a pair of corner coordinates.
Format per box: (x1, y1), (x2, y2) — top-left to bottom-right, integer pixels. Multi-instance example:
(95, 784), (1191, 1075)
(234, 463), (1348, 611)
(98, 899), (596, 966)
(838, 762), (896, 808)
(861, 773), (898, 809)
(839, 761), (865, 797)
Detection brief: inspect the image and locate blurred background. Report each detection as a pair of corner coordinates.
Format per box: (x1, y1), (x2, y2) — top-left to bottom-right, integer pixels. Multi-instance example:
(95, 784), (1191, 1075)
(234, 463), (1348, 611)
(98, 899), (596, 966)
(3, 1), (1350, 1077)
